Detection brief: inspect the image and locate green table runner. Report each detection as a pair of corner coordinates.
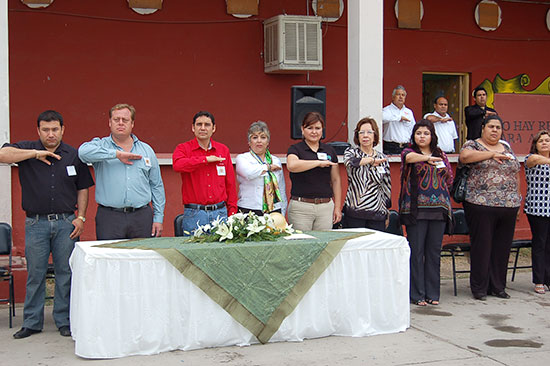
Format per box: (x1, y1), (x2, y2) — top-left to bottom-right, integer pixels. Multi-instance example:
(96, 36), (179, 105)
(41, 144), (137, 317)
(97, 231), (369, 343)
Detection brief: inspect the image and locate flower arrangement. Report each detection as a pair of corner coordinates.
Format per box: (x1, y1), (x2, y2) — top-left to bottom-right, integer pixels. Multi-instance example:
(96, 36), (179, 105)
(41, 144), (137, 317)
(188, 212), (295, 243)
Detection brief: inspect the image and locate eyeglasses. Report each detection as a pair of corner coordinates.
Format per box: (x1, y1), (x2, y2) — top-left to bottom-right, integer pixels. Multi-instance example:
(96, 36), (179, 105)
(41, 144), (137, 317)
(358, 131), (374, 135)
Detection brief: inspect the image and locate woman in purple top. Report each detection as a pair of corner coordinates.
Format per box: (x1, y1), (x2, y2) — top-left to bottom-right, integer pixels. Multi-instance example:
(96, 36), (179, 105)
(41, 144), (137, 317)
(399, 120), (453, 306)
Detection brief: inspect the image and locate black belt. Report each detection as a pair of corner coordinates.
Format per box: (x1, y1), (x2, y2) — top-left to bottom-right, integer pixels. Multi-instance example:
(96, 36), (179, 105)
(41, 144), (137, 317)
(184, 202), (225, 211)
(26, 212), (74, 221)
(99, 204), (147, 213)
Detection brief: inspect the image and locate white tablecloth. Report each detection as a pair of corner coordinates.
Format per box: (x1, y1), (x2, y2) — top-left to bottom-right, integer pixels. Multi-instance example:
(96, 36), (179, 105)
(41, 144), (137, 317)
(69, 230), (410, 359)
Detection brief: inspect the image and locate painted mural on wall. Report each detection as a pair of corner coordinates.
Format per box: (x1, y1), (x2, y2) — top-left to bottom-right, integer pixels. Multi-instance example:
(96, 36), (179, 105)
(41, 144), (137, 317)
(478, 73), (550, 154)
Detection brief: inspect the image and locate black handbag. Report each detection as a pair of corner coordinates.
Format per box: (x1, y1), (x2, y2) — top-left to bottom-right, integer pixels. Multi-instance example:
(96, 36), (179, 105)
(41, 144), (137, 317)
(451, 166), (470, 203)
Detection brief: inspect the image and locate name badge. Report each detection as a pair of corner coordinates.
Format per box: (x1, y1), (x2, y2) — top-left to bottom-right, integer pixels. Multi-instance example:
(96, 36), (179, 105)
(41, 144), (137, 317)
(435, 161), (446, 169)
(505, 153), (516, 160)
(66, 165), (76, 176)
(217, 165), (226, 176)
(143, 157), (152, 167)
(317, 152), (328, 160)
(376, 166), (386, 174)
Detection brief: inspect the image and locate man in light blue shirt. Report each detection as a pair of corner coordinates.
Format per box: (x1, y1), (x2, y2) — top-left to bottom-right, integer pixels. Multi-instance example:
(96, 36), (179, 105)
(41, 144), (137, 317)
(79, 104), (165, 239)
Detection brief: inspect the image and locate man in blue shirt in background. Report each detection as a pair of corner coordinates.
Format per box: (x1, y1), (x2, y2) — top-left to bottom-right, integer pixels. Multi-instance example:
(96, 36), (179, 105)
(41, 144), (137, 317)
(79, 103), (165, 239)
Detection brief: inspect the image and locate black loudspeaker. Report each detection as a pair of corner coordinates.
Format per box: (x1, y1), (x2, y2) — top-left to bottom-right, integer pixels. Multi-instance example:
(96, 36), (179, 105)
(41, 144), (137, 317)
(290, 86), (326, 139)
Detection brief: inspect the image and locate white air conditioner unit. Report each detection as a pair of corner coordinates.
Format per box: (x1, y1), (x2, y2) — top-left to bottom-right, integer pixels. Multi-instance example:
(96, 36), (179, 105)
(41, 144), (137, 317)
(264, 15), (323, 74)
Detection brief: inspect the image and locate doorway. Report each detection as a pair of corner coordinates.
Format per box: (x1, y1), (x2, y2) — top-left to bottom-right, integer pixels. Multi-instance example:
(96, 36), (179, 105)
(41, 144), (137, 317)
(422, 73), (469, 151)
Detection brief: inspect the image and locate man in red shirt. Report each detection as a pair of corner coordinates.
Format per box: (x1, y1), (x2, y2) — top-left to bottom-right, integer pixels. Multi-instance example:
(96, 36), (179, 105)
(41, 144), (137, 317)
(172, 111), (238, 234)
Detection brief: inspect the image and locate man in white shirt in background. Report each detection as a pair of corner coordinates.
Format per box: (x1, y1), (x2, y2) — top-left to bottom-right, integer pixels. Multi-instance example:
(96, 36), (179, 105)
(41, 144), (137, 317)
(382, 85), (416, 155)
(423, 96), (458, 153)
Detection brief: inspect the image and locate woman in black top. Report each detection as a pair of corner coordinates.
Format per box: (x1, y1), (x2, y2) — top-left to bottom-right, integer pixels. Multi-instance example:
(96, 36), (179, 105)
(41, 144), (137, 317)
(286, 112), (342, 231)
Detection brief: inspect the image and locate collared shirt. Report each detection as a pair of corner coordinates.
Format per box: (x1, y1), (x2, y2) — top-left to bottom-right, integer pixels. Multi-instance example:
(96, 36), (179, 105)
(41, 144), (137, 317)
(287, 141), (338, 198)
(423, 111), (458, 152)
(78, 134), (166, 223)
(172, 138), (238, 215)
(3, 140), (94, 214)
(235, 151), (287, 215)
(382, 103), (416, 144)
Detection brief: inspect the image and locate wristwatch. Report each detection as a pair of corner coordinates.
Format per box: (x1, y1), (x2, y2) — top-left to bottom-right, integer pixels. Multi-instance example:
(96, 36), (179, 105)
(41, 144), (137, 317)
(77, 216), (86, 222)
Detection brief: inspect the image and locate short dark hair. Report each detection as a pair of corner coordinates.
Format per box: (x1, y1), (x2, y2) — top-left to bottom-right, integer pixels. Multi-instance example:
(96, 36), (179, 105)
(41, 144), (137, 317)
(530, 130), (550, 154)
(37, 110), (63, 127)
(410, 119), (441, 156)
(473, 86), (487, 98)
(302, 111), (325, 129)
(353, 117), (380, 147)
(193, 111), (215, 125)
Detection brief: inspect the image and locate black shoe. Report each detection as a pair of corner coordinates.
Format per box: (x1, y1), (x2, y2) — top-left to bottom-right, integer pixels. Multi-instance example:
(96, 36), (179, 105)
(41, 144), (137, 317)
(59, 326), (71, 337)
(13, 327), (41, 339)
(492, 291), (511, 299)
(473, 293), (487, 301)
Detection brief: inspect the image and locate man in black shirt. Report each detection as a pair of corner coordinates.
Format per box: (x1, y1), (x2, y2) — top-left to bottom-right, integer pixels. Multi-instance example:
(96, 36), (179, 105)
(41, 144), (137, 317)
(0, 110), (94, 339)
(465, 86), (497, 140)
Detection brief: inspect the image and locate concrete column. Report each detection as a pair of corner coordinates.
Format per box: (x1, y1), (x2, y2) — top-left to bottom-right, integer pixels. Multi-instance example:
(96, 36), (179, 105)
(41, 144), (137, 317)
(0, 1), (10, 224)
(347, 0), (383, 149)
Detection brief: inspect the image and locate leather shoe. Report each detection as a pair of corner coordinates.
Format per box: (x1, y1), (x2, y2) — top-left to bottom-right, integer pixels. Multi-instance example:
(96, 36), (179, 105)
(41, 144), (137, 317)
(492, 291), (511, 299)
(59, 326), (71, 337)
(473, 293), (487, 301)
(13, 327), (41, 339)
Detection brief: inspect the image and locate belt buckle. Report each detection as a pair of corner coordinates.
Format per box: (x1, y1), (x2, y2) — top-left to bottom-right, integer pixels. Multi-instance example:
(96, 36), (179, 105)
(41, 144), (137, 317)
(47, 214), (58, 221)
(122, 207), (133, 213)
(204, 204), (214, 211)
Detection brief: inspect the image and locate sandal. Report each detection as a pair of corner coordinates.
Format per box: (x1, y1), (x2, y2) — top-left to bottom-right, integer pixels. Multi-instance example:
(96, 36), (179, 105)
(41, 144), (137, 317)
(535, 284), (545, 294)
(413, 300), (427, 306)
(426, 299), (439, 305)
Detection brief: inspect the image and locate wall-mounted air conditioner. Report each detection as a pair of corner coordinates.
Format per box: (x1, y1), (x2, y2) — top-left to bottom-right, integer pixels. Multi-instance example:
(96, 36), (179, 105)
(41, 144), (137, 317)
(264, 15), (323, 74)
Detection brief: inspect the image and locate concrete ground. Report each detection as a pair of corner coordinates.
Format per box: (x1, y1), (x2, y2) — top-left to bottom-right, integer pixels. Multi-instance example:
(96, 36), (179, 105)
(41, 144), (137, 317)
(1, 271), (549, 366)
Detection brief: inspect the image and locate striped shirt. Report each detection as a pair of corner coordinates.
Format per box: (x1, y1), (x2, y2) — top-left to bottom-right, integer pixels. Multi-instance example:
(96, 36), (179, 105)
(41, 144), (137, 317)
(343, 147), (391, 219)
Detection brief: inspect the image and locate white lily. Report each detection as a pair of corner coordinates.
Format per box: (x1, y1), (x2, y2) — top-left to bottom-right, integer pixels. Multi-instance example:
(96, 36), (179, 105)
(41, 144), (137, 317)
(216, 223), (234, 241)
(246, 220), (266, 237)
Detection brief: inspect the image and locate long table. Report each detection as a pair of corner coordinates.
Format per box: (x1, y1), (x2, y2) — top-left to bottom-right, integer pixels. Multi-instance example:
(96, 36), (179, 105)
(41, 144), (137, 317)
(69, 230), (410, 359)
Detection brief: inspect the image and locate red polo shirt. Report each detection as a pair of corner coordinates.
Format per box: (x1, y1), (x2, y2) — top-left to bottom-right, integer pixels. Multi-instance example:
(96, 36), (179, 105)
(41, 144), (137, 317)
(172, 138), (238, 215)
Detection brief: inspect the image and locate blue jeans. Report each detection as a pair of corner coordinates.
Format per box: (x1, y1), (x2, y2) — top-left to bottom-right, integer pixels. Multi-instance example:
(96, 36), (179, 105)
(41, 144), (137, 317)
(181, 206), (227, 235)
(23, 214), (76, 330)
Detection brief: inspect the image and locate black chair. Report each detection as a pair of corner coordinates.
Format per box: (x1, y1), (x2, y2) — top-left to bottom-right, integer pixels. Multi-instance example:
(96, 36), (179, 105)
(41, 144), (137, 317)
(385, 210), (403, 236)
(0, 222), (16, 328)
(441, 209), (470, 296)
(508, 239), (532, 282)
(174, 214), (184, 237)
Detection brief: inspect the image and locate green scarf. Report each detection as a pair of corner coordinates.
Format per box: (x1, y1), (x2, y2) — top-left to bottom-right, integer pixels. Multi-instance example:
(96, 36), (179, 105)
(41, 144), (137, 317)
(251, 150), (283, 213)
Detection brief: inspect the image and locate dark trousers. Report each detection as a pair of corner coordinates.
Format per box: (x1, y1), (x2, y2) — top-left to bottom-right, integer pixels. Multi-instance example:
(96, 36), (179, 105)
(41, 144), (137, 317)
(383, 141), (407, 155)
(526, 214), (550, 285)
(405, 219), (446, 302)
(464, 202), (518, 296)
(238, 207), (281, 216)
(96, 205), (153, 240)
(344, 215), (386, 232)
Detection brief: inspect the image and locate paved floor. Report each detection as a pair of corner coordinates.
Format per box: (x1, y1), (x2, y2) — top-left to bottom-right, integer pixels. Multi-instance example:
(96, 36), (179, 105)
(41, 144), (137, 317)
(1, 272), (549, 366)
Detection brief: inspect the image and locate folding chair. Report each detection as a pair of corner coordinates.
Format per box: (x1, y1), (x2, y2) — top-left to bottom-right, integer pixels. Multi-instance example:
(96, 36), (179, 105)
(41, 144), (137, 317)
(384, 210), (403, 236)
(441, 209), (470, 296)
(0, 223), (16, 328)
(174, 214), (184, 237)
(508, 239), (532, 282)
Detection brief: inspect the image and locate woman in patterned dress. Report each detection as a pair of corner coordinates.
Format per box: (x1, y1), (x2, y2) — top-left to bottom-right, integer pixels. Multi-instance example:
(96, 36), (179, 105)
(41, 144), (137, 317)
(524, 130), (550, 294)
(399, 119), (453, 306)
(459, 115), (521, 301)
(343, 117), (391, 231)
